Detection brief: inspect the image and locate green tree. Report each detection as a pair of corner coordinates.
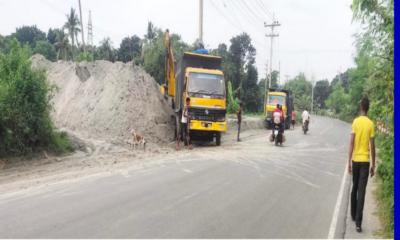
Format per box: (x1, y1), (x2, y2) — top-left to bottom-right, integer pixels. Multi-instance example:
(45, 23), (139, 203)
(11, 25), (46, 47)
(144, 21), (157, 42)
(269, 70), (279, 89)
(118, 35), (142, 63)
(142, 29), (188, 84)
(228, 33), (256, 96)
(33, 40), (57, 61)
(63, 8), (81, 59)
(314, 79), (331, 109)
(325, 84), (350, 117)
(95, 38), (116, 62)
(331, 70), (350, 93)
(0, 35), (13, 54)
(47, 28), (63, 45)
(284, 73), (312, 110)
(242, 63), (259, 112)
(0, 40), (71, 156)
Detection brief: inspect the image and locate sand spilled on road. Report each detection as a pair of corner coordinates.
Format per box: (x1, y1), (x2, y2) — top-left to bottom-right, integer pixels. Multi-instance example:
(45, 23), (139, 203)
(31, 54), (174, 145)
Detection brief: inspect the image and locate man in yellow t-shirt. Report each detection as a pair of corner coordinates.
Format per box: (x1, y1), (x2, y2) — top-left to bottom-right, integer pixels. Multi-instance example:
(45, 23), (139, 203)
(348, 97), (376, 233)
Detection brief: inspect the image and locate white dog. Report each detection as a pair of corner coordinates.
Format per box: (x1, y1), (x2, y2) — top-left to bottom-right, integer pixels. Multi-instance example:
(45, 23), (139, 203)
(129, 129), (146, 150)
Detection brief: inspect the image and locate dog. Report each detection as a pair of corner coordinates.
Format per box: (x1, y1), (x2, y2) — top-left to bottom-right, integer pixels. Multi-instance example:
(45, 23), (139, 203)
(129, 129), (146, 150)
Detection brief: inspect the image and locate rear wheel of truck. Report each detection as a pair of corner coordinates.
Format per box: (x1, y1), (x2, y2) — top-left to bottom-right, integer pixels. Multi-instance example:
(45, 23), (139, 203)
(216, 132), (221, 146)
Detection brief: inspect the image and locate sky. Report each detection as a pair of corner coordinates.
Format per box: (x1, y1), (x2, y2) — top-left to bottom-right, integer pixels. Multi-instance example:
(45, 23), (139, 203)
(0, 0), (360, 82)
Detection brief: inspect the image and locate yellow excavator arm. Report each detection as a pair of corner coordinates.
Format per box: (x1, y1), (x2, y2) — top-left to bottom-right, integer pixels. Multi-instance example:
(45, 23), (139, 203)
(164, 30), (175, 97)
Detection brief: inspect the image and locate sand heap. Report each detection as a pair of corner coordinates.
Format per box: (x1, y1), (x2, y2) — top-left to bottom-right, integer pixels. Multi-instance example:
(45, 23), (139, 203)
(31, 54), (174, 145)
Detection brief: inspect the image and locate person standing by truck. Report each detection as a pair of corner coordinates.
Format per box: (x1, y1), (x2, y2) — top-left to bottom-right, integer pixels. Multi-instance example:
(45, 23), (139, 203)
(237, 102), (243, 142)
(176, 97), (192, 150)
(348, 97), (376, 233)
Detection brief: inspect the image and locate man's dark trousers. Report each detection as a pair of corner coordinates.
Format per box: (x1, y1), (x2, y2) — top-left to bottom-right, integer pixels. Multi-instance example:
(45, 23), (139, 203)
(351, 161), (370, 227)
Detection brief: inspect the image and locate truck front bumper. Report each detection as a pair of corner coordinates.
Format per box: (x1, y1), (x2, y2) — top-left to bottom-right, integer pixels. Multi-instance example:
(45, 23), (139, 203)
(189, 120), (227, 132)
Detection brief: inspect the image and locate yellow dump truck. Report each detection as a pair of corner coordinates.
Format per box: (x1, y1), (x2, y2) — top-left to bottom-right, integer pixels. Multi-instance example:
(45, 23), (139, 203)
(163, 31), (227, 145)
(265, 88), (294, 129)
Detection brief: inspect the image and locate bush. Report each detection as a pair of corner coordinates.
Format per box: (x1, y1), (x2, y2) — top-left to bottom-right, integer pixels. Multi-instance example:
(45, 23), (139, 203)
(33, 40), (57, 61)
(0, 40), (71, 157)
(376, 134), (394, 237)
(76, 51), (93, 62)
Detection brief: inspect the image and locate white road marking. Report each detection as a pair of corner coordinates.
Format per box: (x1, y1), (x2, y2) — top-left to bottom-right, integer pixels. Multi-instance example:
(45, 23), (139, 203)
(328, 165), (348, 238)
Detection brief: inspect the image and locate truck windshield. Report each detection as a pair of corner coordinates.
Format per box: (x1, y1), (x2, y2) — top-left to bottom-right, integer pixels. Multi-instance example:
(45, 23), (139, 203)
(268, 95), (286, 106)
(188, 72), (225, 96)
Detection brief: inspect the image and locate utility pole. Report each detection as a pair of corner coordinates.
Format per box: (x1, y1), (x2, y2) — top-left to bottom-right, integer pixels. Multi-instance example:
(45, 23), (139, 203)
(263, 61), (268, 114)
(199, 0), (204, 44)
(263, 14), (281, 113)
(78, 0), (85, 50)
(87, 10), (93, 46)
(278, 61), (281, 87)
(311, 75), (315, 114)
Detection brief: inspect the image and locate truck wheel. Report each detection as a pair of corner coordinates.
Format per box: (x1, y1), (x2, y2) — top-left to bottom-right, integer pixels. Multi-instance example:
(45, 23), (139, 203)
(216, 133), (221, 146)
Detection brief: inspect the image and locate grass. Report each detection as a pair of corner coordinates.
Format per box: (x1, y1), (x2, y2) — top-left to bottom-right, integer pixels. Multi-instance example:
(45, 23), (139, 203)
(374, 178), (394, 238)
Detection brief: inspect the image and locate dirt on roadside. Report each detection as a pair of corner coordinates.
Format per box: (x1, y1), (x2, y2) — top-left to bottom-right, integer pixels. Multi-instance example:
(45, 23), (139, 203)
(31, 54), (174, 146)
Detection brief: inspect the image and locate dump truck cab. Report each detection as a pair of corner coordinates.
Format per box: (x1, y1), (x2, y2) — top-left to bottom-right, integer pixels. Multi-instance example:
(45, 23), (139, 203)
(265, 88), (293, 129)
(184, 67), (227, 132)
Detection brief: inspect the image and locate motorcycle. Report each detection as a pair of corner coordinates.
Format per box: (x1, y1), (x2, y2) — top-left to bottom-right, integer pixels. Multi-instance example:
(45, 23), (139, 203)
(303, 120), (309, 134)
(270, 124), (284, 146)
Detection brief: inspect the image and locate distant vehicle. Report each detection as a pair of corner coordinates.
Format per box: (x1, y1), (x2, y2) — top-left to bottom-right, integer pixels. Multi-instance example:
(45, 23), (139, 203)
(163, 30), (227, 146)
(265, 88), (294, 130)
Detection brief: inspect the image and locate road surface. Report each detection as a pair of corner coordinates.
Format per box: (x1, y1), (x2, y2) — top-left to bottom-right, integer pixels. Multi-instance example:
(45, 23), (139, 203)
(0, 116), (351, 238)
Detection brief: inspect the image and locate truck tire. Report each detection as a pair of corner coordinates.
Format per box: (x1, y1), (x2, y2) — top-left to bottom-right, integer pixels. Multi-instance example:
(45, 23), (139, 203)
(216, 132), (221, 146)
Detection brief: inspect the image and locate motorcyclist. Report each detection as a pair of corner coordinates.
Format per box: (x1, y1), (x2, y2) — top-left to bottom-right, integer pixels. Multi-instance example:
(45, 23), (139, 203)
(272, 104), (284, 139)
(302, 109), (310, 131)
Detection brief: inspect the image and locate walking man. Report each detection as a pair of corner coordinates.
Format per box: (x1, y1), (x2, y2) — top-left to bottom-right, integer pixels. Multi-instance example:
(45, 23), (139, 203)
(237, 102), (243, 141)
(348, 97), (376, 233)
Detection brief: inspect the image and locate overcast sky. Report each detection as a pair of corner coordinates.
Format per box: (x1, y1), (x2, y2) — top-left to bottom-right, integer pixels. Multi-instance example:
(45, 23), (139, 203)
(0, 0), (360, 82)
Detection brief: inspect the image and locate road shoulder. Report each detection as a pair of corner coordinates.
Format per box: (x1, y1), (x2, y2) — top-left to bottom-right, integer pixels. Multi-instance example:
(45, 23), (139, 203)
(344, 176), (383, 239)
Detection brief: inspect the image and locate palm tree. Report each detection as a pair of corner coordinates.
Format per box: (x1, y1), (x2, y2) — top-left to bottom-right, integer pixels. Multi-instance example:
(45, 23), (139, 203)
(63, 8), (81, 59)
(54, 30), (70, 60)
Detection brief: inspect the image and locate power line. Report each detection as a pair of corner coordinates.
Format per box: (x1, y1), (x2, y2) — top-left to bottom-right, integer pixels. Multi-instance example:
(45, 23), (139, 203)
(231, 1), (262, 27)
(209, 0), (246, 34)
(219, 1), (267, 47)
(238, 0), (267, 23)
(256, 0), (274, 19)
(248, 0), (273, 22)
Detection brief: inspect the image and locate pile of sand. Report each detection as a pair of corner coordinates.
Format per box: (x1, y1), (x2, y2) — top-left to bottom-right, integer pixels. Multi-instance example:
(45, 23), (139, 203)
(31, 54), (174, 145)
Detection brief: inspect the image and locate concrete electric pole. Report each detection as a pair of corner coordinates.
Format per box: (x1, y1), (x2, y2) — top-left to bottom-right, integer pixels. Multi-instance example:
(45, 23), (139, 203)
(263, 15), (281, 113)
(311, 75), (315, 114)
(87, 10), (93, 46)
(78, 0), (85, 50)
(199, 0), (204, 44)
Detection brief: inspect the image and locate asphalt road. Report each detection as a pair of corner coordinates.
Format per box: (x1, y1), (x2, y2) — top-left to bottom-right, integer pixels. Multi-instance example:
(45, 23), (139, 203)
(0, 116), (351, 238)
